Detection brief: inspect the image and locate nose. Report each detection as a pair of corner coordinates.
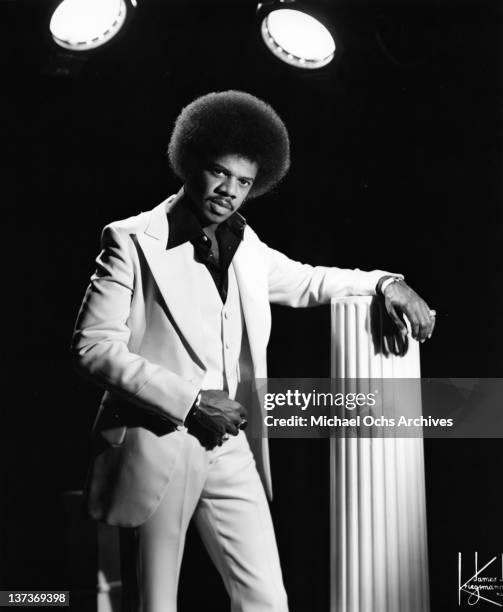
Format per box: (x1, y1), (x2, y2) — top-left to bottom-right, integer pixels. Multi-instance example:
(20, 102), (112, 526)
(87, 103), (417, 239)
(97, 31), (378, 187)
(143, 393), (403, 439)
(216, 176), (237, 199)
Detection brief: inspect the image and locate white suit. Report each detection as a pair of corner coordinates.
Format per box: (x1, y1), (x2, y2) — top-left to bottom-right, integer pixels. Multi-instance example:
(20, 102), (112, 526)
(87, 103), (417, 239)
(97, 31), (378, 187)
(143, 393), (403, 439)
(72, 191), (390, 610)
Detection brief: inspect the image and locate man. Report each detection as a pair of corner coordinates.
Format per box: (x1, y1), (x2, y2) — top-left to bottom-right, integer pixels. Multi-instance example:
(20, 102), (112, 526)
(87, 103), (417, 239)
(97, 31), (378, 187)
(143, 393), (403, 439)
(72, 91), (435, 612)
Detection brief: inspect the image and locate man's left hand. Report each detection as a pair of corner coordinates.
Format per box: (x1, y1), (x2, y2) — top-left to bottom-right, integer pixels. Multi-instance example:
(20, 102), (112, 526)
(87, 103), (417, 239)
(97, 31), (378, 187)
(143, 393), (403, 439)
(382, 280), (436, 342)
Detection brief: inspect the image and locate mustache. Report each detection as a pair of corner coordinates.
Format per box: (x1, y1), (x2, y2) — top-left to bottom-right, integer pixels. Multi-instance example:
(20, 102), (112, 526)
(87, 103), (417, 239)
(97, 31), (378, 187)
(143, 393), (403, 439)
(209, 197), (232, 209)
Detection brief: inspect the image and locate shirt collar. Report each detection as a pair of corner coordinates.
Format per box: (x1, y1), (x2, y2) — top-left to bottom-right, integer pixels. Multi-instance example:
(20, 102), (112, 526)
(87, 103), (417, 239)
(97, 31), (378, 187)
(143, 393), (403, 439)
(166, 193), (246, 250)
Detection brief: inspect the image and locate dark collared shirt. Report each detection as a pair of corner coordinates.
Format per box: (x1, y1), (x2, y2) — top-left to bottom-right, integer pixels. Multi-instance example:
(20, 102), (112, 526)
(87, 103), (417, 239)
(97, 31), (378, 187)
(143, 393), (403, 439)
(166, 200), (246, 303)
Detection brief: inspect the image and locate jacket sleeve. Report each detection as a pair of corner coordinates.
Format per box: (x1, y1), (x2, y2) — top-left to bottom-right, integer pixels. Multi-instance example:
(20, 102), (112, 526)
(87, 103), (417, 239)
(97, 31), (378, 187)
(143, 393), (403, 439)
(71, 224), (199, 425)
(258, 237), (402, 307)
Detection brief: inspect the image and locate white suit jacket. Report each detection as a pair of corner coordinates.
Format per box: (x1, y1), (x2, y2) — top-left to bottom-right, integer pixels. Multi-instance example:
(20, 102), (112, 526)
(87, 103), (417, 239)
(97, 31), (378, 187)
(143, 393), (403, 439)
(72, 191), (391, 527)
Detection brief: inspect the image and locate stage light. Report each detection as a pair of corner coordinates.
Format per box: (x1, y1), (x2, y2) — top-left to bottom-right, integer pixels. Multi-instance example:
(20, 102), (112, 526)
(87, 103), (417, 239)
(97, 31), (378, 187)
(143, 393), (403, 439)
(261, 7), (336, 69)
(50, 0), (127, 51)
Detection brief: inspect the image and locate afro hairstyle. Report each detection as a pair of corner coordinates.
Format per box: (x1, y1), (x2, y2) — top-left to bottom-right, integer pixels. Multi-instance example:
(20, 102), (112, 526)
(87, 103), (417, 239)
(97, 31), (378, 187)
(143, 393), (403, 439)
(167, 90), (290, 198)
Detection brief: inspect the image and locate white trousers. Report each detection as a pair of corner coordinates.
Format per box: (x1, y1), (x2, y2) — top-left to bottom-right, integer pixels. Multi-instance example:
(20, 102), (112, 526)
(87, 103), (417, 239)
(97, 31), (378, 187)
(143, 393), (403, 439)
(119, 430), (289, 612)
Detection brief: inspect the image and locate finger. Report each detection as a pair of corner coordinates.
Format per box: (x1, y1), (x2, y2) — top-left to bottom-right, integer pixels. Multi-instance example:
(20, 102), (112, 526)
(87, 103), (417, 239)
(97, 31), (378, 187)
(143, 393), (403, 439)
(230, 409), (248, 432)
(417, 301), (435, 341)
(225, 398), (244, 412)
(429, 312), (436, 338)
(219, 404), (241, 430)
(226, 406), (244, 429)
(395, 331), (407, 356)
(226, 422), (240, 436)
(223, 402), (247, 428)
(387, 305), (408, 335)
(421, 304), (435, 341)
(411, 305), (428, 342)
(408, 308), (423, 340)
(405, 302), (430, 340)
(212, 420), (229, 436)
(390, 332), (400, 356)
(419, 319), (430, 342)
(425, 305), (436, 338)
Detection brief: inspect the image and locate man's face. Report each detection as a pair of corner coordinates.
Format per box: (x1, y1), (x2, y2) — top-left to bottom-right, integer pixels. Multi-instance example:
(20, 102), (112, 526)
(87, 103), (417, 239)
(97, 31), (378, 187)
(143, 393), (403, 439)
(185, 153), (258, 226)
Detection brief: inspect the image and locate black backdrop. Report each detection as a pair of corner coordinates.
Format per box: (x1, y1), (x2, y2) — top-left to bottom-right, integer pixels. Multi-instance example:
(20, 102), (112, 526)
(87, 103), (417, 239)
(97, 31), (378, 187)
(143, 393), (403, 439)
(1, 0), (502, 610)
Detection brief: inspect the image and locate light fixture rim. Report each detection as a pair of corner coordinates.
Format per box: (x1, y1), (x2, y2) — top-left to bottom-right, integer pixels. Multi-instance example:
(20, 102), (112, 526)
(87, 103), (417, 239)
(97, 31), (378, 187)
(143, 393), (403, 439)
(261, 7), (336, 70)
(49, 0), (127, 51)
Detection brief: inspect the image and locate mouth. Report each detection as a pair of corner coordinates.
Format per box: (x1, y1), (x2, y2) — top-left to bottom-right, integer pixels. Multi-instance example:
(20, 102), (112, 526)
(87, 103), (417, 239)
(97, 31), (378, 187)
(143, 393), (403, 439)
(208, 198), (232, 215)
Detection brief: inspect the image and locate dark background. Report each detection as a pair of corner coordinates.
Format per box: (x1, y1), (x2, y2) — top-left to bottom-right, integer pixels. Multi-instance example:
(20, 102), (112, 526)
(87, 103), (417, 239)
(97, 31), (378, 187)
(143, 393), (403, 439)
(1, 0), (502, 610)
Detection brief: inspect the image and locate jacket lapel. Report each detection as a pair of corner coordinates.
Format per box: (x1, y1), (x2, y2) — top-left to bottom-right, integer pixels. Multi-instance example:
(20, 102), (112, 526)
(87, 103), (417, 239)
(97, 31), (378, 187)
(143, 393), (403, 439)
(136, 195), (206, 368)
(136, 195), (271, 376)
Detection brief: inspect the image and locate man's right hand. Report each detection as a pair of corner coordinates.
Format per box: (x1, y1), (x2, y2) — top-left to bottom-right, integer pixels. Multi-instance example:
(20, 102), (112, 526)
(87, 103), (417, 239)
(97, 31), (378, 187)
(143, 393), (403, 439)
(192, 389), (247, 437)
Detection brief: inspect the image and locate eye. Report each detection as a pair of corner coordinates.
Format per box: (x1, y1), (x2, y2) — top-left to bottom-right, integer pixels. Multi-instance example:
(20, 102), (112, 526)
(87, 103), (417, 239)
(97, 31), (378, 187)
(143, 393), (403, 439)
(212, 167), (226, 177)
(239, 179), (252, 187)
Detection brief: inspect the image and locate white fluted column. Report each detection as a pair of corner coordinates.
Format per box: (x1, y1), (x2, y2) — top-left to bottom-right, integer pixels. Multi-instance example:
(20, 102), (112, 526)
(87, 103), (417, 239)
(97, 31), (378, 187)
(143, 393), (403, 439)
(330, 296), (429, 612)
